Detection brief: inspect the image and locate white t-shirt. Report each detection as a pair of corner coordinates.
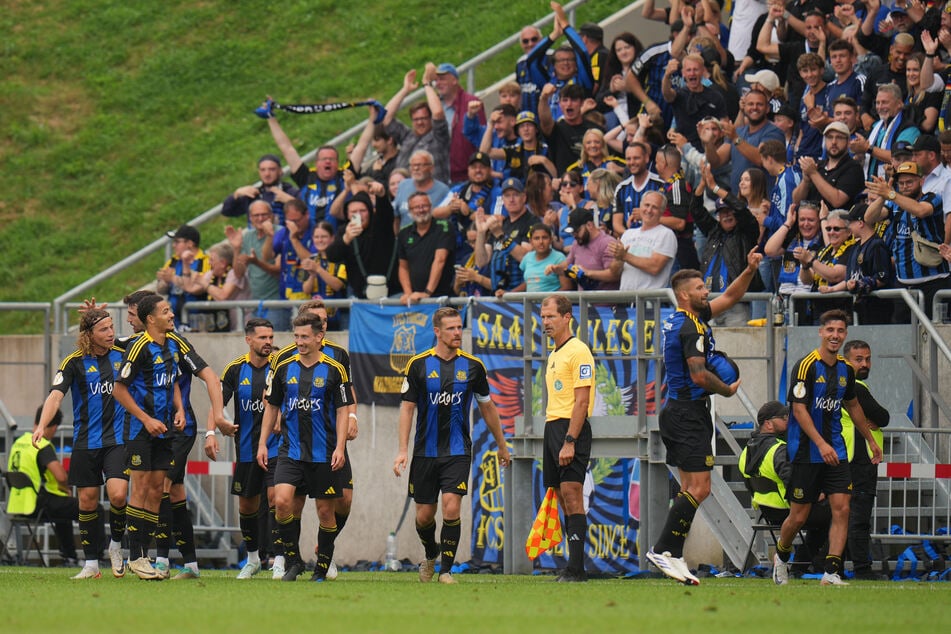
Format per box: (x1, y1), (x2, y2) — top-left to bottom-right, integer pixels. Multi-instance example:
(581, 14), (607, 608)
(618, 224), (677, 290)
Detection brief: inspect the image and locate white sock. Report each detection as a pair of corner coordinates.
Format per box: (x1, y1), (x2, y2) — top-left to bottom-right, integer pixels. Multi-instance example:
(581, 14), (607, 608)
(109, 540), (122, 551)
(247, 550), (260, 565)
(156, 556), (170, 567)
(185, 562), (199, 573)
(84, 560), (100, 570)
(274, 555), (285, 568)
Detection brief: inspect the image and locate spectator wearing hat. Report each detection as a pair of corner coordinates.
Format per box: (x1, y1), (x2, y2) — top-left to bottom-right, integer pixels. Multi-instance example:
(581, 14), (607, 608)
(865, 160), (950, 321)
(434, 152), (500, 264)
(695, 164), (764, 326)
(819, 203), (893, 324)
(326, 190), (401, 300)
(855, 83), (920, 181)
(539, 83), (601, 174)
(757, 7), (827, 113)
(431, 61), (484, 184)
(770, 103), (798, 164)
(794, 121), (866, 210)
(744, 69), (786, 116)
(911, 134), (951, 244)
(397, 192), (455, 304)
(738, 400), (832, 571)
(578, 22), (609, 96)
(473, 177), (534, 293)
(546, 207), (622, 291)
(381, 67), (451, 184)
(156, 224), (210, 324)
(530, 4), (594, 122)
(857, 1), (917, 64)
(221, 154), (300, 228)
(484, 111), (554, 182)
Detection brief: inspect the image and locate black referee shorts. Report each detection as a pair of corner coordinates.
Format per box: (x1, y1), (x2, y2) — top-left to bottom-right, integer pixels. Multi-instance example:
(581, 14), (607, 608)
(542, 418), (592, 489)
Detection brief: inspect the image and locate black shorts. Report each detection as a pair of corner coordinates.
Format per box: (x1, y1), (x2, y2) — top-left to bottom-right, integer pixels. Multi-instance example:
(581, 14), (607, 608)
(232, 461), (267, 498)
(126, 437), (174, 472)
(787, 461), (852, 504)
(274, 457), (342, 499)
(659, 399), (715, 472)
(166, 433), (196, 484)
(68, 446), (129, 487)
(849, 462), (878, 496)
(542, 418), (592, 489)
(408, 455), (471, 504)
(337, 446), (354, 491)
(263, 455), (279, 490)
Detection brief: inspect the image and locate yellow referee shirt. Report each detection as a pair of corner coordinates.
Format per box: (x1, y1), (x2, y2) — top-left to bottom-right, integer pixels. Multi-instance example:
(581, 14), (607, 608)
(545, 337), (595, 421)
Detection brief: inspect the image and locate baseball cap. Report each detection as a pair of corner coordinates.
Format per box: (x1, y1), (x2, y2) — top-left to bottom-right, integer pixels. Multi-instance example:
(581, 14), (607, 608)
(469, 151), (491, 166)
(744, 70), (780, 93)
(578, 23), (603, 41)
(435, 63), (459, 78)
(846, 202), (868, 223)
(567, 208), (593, 231)
(257, 153), (282, 167)
(757, 401), (789, 425)
(515, 110), (538, 128)
(166, 224), (201, 247)
(896, 161), (921, 176)
(911, 134), (941, 154)
(889, 6), (908, 15)
(823, 121), (850, 137)
(501, 177), (524, 193)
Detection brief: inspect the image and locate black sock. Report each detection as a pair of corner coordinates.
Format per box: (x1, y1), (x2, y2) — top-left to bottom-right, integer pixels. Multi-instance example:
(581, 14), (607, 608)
(172, 500), (196, 562)
(141, 507), (159, 559)
(416, 520), (439, 560)
(440, 518), (462, 574)
(78, 509), (100, 562)
(334, 511), (349, 535)
(824, 554), (843, 575)
(291, 516), (302, 555)
(653, 491), (698, 558)
(314, 524), (339, 578)
(109, 504), (126, 544)
(256, 503), (269, 559)
(126, 506), (146, 560)
(269, 507), (282, 557)
(240, 510), (259, 554)
(776, 539), (794, 563)
(277, 515), (300, 564)
(565, 514), (587, 575)
(155, 494), (171, 558)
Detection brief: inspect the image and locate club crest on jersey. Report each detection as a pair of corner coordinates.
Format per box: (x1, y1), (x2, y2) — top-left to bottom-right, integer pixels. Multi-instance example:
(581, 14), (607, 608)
(793, 381), (806, 399)
(52, 371), (64, 386)
(113, 362), (121, 372)
(313, 376), (325, 388)
(456, 370), (467, 381)
(839, 375), (847, 387)
(579, 364), (592, 380)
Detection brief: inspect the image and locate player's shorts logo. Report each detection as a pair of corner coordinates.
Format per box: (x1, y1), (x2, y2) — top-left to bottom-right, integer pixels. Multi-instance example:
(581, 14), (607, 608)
(130, 454), (142, 467)
(234, 482), (242, 493)
(793, 487), (804, 499)
(705, 455), (714, 467)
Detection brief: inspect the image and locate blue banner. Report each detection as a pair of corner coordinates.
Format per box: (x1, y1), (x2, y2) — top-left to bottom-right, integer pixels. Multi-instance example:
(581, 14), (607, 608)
(349, 303), (440, 406)
(469, 301), (666, 573)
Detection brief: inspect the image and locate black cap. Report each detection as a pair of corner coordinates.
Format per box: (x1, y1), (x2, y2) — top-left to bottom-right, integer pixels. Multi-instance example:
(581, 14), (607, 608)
(166, 224), (201, 247)
(469, 151), (491, 166)
(567, 208), (593, 231)
(757, 401), (789, 425)
(846, 202), (868, 222)
(911, 134), (941, 154)
(892, 140), (913, 158)
(578, 22), (603, 41)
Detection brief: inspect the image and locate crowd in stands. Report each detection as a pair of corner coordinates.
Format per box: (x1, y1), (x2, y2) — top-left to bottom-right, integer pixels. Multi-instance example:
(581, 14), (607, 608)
(160, 0), (951, 330)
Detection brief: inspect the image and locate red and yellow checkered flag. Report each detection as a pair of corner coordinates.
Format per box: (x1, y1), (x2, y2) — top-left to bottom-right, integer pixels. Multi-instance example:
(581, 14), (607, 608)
(525, 487), (562, 559)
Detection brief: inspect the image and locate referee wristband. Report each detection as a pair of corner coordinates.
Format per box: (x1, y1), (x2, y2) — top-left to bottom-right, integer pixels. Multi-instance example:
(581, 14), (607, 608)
(204, 430), (217, 438)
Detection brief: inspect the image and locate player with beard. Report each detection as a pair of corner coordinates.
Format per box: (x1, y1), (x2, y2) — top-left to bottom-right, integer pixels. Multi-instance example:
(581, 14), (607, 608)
(772, 310), (882, 586)
(794, 122), (866, 211)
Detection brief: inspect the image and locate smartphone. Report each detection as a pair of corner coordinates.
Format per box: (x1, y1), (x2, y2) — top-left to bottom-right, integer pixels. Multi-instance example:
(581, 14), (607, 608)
(349, 212), (362, 227)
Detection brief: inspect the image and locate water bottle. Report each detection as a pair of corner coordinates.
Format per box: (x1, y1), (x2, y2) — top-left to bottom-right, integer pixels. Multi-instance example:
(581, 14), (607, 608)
(385, 532), (399, 571)
(771, 294), (785, 326)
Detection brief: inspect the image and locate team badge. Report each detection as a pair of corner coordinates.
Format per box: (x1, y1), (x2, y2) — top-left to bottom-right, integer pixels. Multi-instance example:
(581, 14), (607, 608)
(579, 364), (592, 380)
(130, 454), (142, 467)
(705, 455), (715, 467)
(456, 370), (467, 381)
(113, 362), (121, 372)
(52, 371), (64, 386)
(400, 378), (409, 394)
(839, 376), (847, 387)
(313, 377), (325, 388)
(793, 381), (806, 399)
(554, 379), (563, 391)
(120, 363), (132, 379)
(792, 487), (804, 500)
(234, 482), (242, 493)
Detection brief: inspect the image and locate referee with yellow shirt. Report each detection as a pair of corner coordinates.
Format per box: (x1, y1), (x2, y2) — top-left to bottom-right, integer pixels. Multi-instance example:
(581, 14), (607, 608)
(540, 294), (594, 583)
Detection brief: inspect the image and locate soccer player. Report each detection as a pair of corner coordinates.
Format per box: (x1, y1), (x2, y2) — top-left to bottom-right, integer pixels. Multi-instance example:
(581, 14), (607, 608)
(112, 295), (186, 580)
(539, 295), (593, 582)
(34, 309), (128, 579)
(270, 299), (358, 580)
(257, 313), (352, 582)
(773, 311), (882, 586)
(646, 248), (764, 585)
(393, 306), (510, 584)
(216, 318), (275, 579)
(119, 291), (232, 580)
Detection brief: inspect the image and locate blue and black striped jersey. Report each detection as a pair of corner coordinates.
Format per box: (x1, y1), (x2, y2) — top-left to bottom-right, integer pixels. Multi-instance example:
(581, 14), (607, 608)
(51, 347), (126, 449)
(662, 306), (714, 401)
(117, 333), (183, 441)
(221, 354), (275, 462)
(786, 350), (856, 464)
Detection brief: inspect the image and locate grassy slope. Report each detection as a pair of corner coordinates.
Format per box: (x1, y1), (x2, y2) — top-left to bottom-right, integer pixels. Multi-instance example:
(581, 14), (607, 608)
(0, 0), (628, 331)
(2, 568), (949, 633)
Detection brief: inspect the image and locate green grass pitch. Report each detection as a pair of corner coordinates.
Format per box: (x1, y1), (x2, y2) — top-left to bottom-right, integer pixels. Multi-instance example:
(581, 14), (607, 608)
(2, 567), (948, 633)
